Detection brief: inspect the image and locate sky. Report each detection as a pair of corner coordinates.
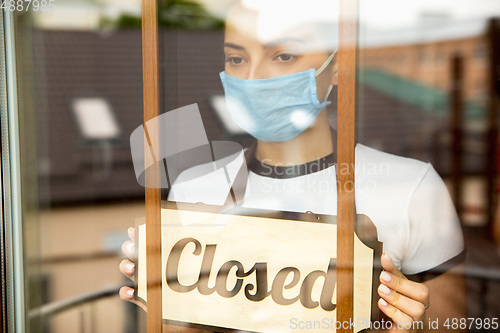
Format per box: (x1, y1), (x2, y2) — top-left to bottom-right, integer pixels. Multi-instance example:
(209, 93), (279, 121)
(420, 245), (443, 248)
(197, 0), (500, 30)
(35, 0), (500, 31)
(358, 0), (500, 30)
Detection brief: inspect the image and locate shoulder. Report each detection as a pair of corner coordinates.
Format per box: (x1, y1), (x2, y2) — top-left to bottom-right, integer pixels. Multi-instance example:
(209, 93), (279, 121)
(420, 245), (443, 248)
(353, 144), (461, 274)
(354, 144), (433, 198)
(354, 145), (463, 275)
(355, 143), (430, 176)
(353, 144), (435, 223)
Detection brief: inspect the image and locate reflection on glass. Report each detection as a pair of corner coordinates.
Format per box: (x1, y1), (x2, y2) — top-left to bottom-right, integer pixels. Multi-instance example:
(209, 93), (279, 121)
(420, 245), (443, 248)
(359, 0), (500, 322)
(2, 0), (500, 331)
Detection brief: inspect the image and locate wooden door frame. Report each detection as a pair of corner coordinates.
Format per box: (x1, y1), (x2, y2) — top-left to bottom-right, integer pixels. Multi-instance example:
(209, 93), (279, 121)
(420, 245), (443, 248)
(142, 0), (162, 332)
(336, 1), (358, 332)
(141, 1), (358, 332)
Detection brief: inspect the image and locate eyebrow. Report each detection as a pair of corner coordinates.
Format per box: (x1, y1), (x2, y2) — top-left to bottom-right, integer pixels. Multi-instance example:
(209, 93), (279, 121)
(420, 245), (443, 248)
(224, 37), (305, 52)
(224, 42), (245, 51)
(264, 37), (306, 48)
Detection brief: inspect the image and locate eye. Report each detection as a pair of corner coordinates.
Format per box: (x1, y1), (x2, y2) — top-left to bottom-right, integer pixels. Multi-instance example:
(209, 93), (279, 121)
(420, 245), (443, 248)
(226, 56), (247, 66)
(275, 53), (297, 63)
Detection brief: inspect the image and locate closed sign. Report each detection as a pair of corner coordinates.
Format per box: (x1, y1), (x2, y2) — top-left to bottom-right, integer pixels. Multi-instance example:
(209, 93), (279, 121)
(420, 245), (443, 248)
(137, 208), (380, 332)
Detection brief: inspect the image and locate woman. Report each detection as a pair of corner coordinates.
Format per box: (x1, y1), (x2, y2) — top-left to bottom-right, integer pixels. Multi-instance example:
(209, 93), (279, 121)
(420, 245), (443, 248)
(121, 1), (466, 331)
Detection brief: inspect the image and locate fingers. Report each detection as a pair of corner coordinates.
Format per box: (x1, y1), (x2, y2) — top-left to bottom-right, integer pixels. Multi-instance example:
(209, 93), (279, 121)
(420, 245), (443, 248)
(119, 227), (145, 312)
(380, 254), (429, 305)
(381, 252), (404, 279)
(119, 259), (135, 281)
(122, 240), (136, 259)
(379, 253), (430, 328)
(378, 281), (426, 322)
(128, 227), (135, 241)
(122, 227), (136, 259)
(120, 286), (135, 301)
(119, 286), (147, 312)
(377, 298), (415, 332)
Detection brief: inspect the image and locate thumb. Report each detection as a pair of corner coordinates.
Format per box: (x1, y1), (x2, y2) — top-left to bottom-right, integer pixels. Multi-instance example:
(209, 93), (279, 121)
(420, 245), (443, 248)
(381, 253), (405, 280)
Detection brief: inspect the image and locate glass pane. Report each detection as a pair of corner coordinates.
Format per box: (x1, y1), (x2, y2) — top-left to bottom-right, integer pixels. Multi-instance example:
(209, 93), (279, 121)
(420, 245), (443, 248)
(149, 1), (380, 332)
(3, 0), (500, 332)
(3, 3), (146, 332)
(358, 0), (500, 325)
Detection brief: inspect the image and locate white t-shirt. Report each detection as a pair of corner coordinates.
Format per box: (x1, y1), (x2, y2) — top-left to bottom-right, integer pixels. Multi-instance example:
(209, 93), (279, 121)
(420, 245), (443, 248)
(169, 144), (464, 275)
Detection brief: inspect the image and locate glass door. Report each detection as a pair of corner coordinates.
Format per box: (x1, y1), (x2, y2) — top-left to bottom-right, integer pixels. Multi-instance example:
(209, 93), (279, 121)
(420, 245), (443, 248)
(2, 0), (500, 332)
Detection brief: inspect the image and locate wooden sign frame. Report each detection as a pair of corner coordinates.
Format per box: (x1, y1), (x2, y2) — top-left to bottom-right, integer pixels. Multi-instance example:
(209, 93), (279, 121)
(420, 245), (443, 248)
(135, 204), (382, 332)
(141, 1), (358, 332)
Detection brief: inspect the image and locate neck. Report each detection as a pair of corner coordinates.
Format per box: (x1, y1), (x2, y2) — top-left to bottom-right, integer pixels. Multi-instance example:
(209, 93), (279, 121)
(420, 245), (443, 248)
(255, 110), (333, 166)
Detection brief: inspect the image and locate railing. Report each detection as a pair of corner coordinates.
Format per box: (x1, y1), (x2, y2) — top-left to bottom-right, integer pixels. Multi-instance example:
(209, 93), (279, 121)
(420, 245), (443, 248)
(27, 251), (138, 333)
(28, 286), (121, 320)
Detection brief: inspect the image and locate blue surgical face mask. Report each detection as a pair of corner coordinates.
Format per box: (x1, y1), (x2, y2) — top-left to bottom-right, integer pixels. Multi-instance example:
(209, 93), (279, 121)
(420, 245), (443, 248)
(219, 52), (335, 142)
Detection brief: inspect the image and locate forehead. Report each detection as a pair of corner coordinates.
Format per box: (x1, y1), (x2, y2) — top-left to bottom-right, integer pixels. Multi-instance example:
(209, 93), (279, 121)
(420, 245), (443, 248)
(225, 0), (339, 52)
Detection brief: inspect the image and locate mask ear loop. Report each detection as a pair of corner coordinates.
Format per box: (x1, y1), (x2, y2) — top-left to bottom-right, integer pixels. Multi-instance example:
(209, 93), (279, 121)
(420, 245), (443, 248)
(323, 84), (334, 103)
(316, 50), (337, 102)
(315, 49), (338, 76)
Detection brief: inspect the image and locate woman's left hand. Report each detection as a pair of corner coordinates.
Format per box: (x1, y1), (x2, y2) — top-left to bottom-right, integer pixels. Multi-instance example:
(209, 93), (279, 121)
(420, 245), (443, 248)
(378, 253), (430, 332)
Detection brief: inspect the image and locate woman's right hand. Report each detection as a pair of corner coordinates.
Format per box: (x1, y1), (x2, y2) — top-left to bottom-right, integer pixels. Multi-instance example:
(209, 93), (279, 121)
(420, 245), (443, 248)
(119, 227), (209, 332)
(119, 227), (147, 311)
